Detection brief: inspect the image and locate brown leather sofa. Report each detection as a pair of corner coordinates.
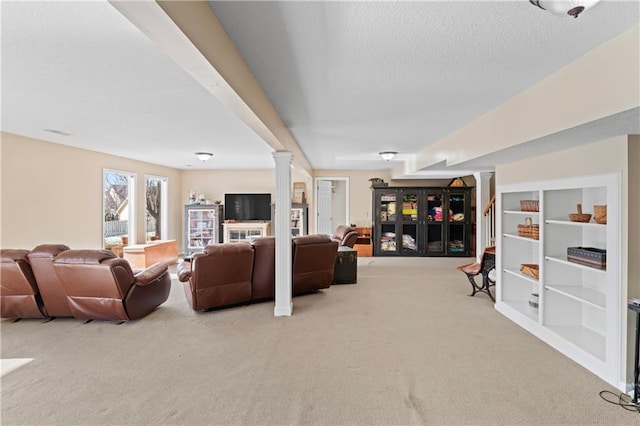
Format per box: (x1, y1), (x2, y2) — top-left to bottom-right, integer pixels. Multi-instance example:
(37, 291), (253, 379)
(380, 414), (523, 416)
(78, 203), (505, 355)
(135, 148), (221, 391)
(292, 235), (339, 294)
(28, 244), (73, 317)
(1, 245), (171, 321)
(1, 249), (47, 319)
(51, 249), (172, 321)
(178, 235), (339, 311)
(331, 225), (358, 248)
(179, 243), (255, 311)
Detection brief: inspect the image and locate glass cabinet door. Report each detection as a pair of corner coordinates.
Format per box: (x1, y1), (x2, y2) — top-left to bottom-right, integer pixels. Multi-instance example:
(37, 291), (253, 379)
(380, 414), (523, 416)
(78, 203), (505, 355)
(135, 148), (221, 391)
(447, 191), (466, 254)
(400, 191), (419, 254)
(377, 191), (398, 254)
(425, 191), (444, 255)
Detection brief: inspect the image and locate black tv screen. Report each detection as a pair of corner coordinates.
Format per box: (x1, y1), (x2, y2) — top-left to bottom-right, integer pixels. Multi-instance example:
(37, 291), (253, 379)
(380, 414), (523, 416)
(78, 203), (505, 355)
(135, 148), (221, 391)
(224, 193), (271, 221)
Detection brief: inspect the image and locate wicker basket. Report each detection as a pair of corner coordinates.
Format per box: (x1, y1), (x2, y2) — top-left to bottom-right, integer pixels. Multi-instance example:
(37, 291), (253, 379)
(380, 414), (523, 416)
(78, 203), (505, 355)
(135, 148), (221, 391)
(594, 205), (607, 224)
(569, 204), (591, 223)
(520, 200), (539, 212)
(517, 217), (539, 240)
(520, 263), (539, 280)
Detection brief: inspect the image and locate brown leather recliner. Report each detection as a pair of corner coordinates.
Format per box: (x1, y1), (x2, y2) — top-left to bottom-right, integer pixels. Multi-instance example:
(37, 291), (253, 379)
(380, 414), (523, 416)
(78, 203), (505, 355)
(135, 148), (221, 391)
(292, 235), (339, 294)
(178, 243), (254, 311)
(1, 249), (47, 319)
(331, 225), (358, 248)
(28, 244), (72, 317)
(52, 249), (171, 321)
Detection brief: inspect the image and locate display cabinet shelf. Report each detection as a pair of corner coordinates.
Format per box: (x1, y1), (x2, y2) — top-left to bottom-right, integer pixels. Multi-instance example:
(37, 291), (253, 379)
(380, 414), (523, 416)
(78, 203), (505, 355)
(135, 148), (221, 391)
(503, 233), (540, 243)
(546, 219), (606, 228)
(504, 268), (539, 284)
(504, 210), (539, 216)
(545, 255), (607, 274)
(545, 285), (606, 310)
(546, 325), (606, 361)
(184, 204), (223, 253)
(502, 300), (539, 322)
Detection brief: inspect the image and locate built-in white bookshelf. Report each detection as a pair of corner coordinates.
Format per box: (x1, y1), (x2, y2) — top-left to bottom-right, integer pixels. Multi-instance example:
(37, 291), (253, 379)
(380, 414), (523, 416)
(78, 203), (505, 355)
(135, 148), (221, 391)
(496, 173), (622, 390)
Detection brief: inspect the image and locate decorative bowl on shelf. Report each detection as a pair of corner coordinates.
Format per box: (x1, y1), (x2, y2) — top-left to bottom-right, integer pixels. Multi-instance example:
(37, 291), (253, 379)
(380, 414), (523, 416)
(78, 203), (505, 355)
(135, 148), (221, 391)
(214, 200), (221, 204)
(568, 204), (591, 223)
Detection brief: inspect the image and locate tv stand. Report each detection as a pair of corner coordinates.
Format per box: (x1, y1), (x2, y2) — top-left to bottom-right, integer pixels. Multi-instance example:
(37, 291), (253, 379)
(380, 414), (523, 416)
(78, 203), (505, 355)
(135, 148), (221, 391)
(223, 222), (271, 243)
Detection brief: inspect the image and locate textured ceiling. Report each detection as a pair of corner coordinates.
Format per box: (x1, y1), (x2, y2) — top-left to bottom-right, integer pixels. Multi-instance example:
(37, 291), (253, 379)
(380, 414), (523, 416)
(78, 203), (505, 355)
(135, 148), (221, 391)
(209, 0), (640, 170)
(1, 1), (639, 174)
(1, 1), (274, 169)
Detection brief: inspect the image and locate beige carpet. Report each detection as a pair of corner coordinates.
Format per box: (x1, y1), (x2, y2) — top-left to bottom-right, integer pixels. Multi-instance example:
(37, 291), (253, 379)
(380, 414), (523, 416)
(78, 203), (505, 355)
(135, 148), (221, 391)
(1, 257), (638, 425)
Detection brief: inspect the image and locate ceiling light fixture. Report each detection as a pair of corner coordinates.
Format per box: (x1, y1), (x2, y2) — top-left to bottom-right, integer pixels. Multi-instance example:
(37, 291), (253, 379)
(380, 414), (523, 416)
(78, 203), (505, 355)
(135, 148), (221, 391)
(195, 152), (213, 162)
(379, 151), (398, 161)
(529, 0), (600, 19)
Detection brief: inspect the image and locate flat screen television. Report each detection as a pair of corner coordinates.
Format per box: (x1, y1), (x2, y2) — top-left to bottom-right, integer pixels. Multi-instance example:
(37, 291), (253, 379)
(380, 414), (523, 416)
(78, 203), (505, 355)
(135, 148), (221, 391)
(224, 193), (271, 221)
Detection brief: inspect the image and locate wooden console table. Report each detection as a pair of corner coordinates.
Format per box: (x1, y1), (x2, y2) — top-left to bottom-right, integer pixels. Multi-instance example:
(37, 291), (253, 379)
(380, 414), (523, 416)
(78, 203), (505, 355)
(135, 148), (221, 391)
(123, 240), (178, 269)
(353, 226), (372, 257)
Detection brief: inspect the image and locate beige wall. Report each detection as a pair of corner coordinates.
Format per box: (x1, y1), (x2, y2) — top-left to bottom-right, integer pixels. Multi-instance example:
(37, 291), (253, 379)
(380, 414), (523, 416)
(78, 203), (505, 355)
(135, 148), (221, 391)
(181, 169), (276, 205)
(1, 132), (182, 249)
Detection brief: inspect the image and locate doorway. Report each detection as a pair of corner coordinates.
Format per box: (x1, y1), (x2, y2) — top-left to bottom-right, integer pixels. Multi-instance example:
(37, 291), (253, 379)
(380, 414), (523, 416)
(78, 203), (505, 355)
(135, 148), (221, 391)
(314, 177), (350, 235)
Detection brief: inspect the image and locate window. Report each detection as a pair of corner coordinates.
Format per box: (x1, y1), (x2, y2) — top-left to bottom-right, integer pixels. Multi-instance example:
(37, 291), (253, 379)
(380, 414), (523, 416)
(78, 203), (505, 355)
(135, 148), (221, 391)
(145, 175), (167, 242)
(103, 170), (136, 253)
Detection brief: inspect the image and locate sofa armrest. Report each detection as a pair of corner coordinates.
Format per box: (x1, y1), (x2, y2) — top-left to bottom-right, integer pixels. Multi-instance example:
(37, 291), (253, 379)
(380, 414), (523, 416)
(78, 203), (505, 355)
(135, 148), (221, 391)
(176, 260), (192, 282)
(134, 262), (169, 286)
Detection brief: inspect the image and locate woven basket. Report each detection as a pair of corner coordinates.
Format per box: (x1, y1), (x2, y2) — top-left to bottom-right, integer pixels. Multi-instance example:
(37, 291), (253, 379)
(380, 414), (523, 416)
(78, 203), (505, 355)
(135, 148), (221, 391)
(594, 205), (607, 224)
(517, 217), (539, 240)
(569, 204), (591, 223)
(520, 200), (539, 212)
(520, 263), (539, 280)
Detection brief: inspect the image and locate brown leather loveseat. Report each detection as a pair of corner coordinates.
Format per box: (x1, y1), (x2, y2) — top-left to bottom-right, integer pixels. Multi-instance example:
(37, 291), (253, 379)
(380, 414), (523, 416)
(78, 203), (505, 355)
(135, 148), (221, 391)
(1, 245), (171, 321)
(331, 225), (358, 248)
(52, 250), (172, 321)
(178, 235), (339, 311)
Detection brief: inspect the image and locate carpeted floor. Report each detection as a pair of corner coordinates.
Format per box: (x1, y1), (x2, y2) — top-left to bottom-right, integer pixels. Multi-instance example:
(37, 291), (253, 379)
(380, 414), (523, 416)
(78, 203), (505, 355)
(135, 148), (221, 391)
(1, 257), (638, 425)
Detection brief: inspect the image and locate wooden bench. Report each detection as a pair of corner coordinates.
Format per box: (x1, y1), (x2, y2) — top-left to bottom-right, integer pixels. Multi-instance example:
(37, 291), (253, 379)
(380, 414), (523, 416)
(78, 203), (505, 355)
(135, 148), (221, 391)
(123, 240), (178, 269)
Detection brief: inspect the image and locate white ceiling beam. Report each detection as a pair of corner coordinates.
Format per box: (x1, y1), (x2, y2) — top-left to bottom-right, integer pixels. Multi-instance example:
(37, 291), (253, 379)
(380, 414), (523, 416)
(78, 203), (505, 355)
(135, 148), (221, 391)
(109, 0), (313, 177)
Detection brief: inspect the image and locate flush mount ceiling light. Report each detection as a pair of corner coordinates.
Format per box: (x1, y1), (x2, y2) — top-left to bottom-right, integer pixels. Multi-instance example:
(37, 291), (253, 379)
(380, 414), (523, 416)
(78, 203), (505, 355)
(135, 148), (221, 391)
(379, 151), (398, 161)
(195, 152), (213, 162)
(529, 0), (601, 18)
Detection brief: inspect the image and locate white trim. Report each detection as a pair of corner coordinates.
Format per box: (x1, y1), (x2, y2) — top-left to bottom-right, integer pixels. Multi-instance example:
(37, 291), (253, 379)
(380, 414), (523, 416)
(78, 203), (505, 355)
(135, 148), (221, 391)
(144, 174), (168, 241)
(102, 168), (137, 246)
(314, 176), (350, 233)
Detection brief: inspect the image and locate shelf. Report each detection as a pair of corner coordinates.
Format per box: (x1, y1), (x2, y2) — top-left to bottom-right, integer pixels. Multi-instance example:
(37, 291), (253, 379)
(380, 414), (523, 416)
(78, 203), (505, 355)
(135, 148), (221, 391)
(503, 233), (540, 243)
(545, 285), (606, 310)
(504, 210), (540, 216)
(545, 220), (606, 228)
(545, 256), (607, 274)
(545, 325), (605, 361)
(503, 300), (539, 322)
(504, 268), (539, 285)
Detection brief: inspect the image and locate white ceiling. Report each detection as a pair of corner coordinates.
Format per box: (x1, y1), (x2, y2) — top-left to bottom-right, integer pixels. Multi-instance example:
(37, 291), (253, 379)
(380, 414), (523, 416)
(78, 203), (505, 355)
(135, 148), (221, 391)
(2, 1), (639, 175)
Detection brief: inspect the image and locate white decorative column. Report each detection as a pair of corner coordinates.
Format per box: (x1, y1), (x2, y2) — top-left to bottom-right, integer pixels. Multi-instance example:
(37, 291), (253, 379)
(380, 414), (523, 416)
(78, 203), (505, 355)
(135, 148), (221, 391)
(272, 151), (293, 316)
(474, 172), (493, 262)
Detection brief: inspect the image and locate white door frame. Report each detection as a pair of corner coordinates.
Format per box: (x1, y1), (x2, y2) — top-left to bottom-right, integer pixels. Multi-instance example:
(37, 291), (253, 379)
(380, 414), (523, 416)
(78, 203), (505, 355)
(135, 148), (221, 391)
(314, 176), (350, 234)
